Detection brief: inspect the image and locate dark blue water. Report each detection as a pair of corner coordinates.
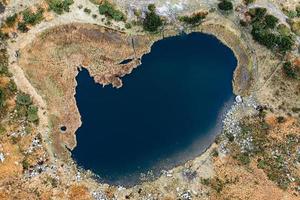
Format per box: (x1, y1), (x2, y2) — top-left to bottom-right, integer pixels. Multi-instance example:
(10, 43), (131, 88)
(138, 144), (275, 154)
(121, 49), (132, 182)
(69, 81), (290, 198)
(73, 33), (237, 185)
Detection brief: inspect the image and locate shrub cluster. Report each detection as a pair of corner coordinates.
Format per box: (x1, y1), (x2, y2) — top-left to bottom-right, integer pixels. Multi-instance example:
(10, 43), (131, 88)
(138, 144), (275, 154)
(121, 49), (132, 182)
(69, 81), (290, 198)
(98, 0), (125, 21)
(16, 93), (39, 123)
(249, 7), (295, 53)
(17, 7), (44, 33)
(143, 4), (162, 32)
(46, 0), (74, 15)
(179, 12), (208, 25)
(22, 7), (44, 25)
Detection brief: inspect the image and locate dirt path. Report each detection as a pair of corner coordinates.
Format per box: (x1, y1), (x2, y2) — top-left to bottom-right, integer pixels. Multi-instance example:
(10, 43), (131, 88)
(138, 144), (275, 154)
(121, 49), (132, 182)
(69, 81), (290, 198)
(7, 43), (56, 159)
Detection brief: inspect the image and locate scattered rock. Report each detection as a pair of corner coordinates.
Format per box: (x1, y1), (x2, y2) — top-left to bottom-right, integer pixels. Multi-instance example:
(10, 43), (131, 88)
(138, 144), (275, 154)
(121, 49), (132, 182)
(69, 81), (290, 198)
(235, 95), (243, 103)
(0, 153), (4, 162)
(180, 191), (192, 200)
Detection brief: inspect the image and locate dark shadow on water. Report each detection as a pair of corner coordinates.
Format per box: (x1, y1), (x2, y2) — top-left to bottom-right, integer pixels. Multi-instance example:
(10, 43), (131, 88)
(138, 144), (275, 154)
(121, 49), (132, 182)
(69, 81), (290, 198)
(72, 32), (237, 186)
(119, 58), (134, 65)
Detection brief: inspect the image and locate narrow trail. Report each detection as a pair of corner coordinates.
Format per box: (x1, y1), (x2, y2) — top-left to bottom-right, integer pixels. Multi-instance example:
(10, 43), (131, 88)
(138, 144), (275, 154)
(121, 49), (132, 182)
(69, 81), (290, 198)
(8, 48), (54, 160)
(256, 61), (283, 92)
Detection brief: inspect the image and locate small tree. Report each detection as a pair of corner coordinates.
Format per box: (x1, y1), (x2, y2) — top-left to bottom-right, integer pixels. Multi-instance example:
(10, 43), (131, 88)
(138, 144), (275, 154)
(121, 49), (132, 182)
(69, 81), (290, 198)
(143, 4), (162, 32)
(218, 0), (233, 11)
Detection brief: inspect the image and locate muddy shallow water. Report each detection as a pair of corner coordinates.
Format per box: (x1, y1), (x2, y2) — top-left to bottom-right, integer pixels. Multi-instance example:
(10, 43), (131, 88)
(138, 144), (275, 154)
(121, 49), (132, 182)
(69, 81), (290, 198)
(72, 33), (237, 186)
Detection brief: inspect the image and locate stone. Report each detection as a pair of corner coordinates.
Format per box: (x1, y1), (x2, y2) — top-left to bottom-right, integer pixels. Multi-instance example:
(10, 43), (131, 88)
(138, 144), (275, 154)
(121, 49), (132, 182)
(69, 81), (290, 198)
(235, 95), (243, 103)
(0, 153), (4, 162)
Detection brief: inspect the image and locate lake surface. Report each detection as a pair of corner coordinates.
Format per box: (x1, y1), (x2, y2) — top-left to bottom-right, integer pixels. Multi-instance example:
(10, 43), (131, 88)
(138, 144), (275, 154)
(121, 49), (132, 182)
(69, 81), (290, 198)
(72, 33), (237, 186)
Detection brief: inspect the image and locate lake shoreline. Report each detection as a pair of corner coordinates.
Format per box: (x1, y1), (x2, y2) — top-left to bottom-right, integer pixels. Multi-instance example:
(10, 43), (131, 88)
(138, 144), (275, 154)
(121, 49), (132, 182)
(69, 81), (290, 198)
(77, 96), (235, 187)
(72, 32), (237, 186)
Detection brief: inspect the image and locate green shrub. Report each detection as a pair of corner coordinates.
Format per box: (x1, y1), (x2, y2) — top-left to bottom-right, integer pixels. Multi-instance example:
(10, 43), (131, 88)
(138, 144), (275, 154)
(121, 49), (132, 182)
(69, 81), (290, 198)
(250, 10), (295, 53)
(22, 159), (30, 170)
(265, 14), (278, 29)
(179, 12), (207, 25)
(0, 89), (5, 108)
(237, 153), (251, 165)
(47, 176), (58, 188)
(16, 93), (32, 106)
(225, 132), (235, 142)
(240, 19), (248, 27)
(5, 14), (18, 27)
(0, 125), (5, 135)
(257, 159), (267, 169)
(244, 0), (255, 5)
(286, 10), (297, 18)
(22, 7), (44, 25)
(7, 80), (17, 93)
(98, 0), (125, 21)
(27, 105), (39, 122)
(0, 63), (9, 75)
(212, 148), (219, 157)
(211, 178), (225, 193)
(277, 24), (290, 35)
(62, 0), (74, 12)
(17, 22), (29, 32)
(251, 26), (279, 49)
(143, 5), (162, 32)
(125, 23), (132, 29)
(47, 0), (74, 15)
(283, 61), (297, 79)
(249, 7), (267, 22)
(297, 6), (300, 17)
(84, 8), (91, 14)
(0, 31), (9, 40)
(276, 116), (285, 123)
(148, 4), (156, 12)
(201, 178), (211, 186)
(218, 0), (233, 11)
(277, 34), (294, 52)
